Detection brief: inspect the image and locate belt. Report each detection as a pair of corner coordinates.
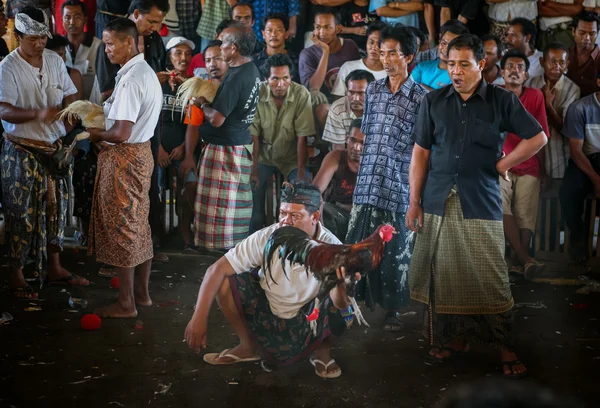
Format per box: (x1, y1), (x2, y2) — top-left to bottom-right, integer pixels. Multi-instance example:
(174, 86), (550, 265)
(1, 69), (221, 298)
(98, 10), (127, 18)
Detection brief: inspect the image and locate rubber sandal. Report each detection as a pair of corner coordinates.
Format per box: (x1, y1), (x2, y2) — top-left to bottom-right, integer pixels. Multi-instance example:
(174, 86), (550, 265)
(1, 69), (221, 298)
(10, 285), (39, 300)
(98, 267), (117, 278)
(309, 356), (342, 379)
(383, 311), (404, 332)
(152, 252), (170, 263)
(203, 348), (261, 365)
(47, 274), (90, 287)
(524, 259), (545, 280)
(502, 360), (527, 379)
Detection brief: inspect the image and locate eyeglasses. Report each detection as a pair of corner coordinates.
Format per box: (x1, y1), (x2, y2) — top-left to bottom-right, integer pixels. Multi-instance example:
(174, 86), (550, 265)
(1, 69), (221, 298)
(504, 62), (527, 72)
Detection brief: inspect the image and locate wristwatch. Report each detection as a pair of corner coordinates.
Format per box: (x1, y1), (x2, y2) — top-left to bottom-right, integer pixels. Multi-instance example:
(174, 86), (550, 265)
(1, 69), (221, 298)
(200, 102), (211, 110)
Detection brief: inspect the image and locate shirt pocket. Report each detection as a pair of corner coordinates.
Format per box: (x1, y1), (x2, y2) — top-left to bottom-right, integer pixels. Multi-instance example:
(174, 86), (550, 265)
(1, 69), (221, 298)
(46, 84), (64, 108)
(470, 117), (502, 152)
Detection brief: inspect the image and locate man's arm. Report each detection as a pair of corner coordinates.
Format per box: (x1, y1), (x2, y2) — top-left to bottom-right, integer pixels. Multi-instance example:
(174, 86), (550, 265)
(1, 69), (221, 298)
(569, 139), (600, 188)
(307, 41), (330, 92)
(497, 132), (547, 175)
(406, 144), (431, 231)
(194, 97), (226, 127)
(374, 2), (424, 18)
(0, 102), (59, 124)
(423, 3), (436, 44)
(537, 0), (583, 17)
(296, 136), (308, 180)
(440, 7), (451, 25)
(88, 120), (134, 144)
(313, 150), (341, 193)
(312, 0), (351, 6)
(457, 0), (483, 23)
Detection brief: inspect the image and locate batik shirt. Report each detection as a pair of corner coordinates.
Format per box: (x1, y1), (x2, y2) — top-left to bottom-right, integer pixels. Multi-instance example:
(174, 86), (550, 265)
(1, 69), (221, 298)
(353, 76), (428, 214)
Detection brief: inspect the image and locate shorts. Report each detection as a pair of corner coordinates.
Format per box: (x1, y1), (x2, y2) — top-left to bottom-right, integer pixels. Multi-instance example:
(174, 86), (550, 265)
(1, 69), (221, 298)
(500, 173), (540, 231)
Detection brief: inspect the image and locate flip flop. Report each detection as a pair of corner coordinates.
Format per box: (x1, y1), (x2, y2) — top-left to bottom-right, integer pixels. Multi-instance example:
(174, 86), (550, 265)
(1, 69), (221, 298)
(383, 311), (404, 332)
(46, 274), (90, 287)
(524, 259), (545, 280)
(310, 356), (342, 379)
(502, 360), (528, 379)
(97, 267), (117, 278)
(10, 285), (39, 300)
(203, 348), (261, 365)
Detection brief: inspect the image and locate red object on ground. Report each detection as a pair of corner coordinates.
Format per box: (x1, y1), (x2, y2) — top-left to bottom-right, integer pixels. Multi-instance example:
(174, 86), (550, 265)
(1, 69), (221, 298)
(572, 303), (588, 309)
(81, 314), (101, 330)
(307, 308), (320, 321)
(110, 276), (120, 289)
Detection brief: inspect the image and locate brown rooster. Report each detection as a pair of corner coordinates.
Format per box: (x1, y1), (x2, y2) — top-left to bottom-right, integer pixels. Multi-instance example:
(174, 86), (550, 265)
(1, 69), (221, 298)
(262, 224), (396, 331)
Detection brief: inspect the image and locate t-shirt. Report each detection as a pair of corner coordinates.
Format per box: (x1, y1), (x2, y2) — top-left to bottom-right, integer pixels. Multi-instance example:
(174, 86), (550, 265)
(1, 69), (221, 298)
(502, 87), (550, 178)
(199, 61), (261, 146)
(331, 59), (387, 97)
(563, 94), (600, 157)
(411, 59), (451, 90)
(155, 81), (187, 152)
(299, 39), (361, 99)
(369, 0), (419, 28)
(525, 49), (544, 85)
(187, 53), (209, 79)
(339, 2), (378, 51)
(225, 222), (341, 319)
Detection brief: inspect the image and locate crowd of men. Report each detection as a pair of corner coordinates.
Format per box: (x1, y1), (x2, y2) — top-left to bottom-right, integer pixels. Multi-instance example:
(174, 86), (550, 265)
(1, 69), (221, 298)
(0, 0), (599, 381)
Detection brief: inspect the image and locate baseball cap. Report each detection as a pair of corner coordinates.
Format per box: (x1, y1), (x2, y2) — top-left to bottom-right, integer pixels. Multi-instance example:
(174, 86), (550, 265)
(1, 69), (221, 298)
(166, 36), (195, 51)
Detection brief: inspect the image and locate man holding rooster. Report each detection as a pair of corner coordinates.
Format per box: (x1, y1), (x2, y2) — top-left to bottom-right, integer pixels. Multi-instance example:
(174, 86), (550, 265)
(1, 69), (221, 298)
(185, 180), (359, 379)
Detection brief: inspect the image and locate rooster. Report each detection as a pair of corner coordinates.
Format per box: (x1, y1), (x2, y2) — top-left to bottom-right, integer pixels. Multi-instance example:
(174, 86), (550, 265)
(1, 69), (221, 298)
(263, 224), (396, 334)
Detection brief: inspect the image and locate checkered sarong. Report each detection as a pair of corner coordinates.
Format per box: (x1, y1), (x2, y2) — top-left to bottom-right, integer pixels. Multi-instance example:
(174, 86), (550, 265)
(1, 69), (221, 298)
(194, 144), (253, 250)
(409, 189), (514, 315)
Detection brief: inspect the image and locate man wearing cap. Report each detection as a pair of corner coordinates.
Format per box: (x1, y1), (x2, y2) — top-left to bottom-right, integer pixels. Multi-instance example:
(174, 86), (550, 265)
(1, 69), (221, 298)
(185, 180), (357, 379)
(0, 6), (89, 299)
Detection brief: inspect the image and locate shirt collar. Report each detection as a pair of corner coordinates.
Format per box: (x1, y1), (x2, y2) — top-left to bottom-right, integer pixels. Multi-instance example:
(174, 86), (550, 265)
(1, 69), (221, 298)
(444, 79), (488, 100)
(117, 53), (145, 78)
(262, 82), (295, 104)
(378, 75), (415, 98)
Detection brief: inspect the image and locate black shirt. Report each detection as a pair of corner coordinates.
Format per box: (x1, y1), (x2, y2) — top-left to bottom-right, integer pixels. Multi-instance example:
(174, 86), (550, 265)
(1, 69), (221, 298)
(155, 81), (187, 153)
(96, 31), (166, 93)
(252, 47), (301, 83)
(338, 3), (378, 52)
(425, 0), (489, 36)
(200, 61), (261, 146)
(96, 0), (131, 14)
(412, 81), (542, 221)
(0, 38), (8, 61)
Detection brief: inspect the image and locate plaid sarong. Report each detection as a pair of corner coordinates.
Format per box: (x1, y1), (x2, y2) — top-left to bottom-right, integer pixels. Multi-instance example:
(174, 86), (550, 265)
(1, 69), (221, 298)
(194, 144), (253, 250)
(88, 142), (154, 267)
(409, 189), (514, 315)
(1, 138), (69, 282)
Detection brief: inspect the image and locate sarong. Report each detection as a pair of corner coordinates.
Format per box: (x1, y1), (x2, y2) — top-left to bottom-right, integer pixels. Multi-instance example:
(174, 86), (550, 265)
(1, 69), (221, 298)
(229, 272), (346, 366)
(88, 142), (154, 267)
(345, 204), (413, 311)
(194, 144), (252, 250)
(409, 189), (515, 350)
(73, 146), (98, 224)
(0, 138), (69, 281)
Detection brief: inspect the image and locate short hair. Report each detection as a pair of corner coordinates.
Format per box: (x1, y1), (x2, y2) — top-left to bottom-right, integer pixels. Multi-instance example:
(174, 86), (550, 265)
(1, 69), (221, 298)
(379, 24), (418, 59)
(262, 53), (294, 78)
(345, 69), (376, 89)
(408, 26), (427, 48)
(543, 41), (569, 58)
(572, 10), (600, 29)
(440, 19), (469, 38)
(509, 17), (537, 46)
(313, 6), (340, 25)
(129, 0), (169, 15)
(14, 6), (45, 38)
(481, 34), (503, 57)
(366, 20), (387, 38)
(202, 39), (222, 55)
(46, 34), (69, 50)
(61, 0), (86, 16)
(262, 12), (289, 31)
(281, 180), (321, 215)
(216, 19), (235, 36)
(221, 23), (256, 57)
(500, 48), (530, 71)
(104, 18), (139, 47)
(230, 2), (254, 21)
(447, 34), (485, 62)
(349, 118), (363, 133)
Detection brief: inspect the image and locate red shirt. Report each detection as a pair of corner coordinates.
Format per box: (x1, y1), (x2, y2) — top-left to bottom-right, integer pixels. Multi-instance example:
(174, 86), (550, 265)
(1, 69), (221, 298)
(54, 0), (96, 36)
(187, 53), (206, 78)
(502, 87), (549, 178)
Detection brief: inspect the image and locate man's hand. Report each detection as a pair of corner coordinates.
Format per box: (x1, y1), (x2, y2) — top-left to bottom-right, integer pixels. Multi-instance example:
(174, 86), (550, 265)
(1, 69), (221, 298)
(311, 33), (330, 53)
(192, 96), (209, 109)
(169, 144), (185, 161)
(168, 73), (185, 92)
(37, 107), (61, 124)
(287, 25), (297, 40)
(158, 145), (171, 168)
(157, 71), (171, 84)
(352, 26), (367, 36)
(295, 168), (308, 181)
(87, 127), (103, 143)
(496, 152), (510, 182)
(179, 156), (196, 179)
(405, 203), (423, 232)
(542, 85), (556, 107)
(329, 267), (360, 310)
(184, 316), (208, 353)
(250, 165), (260, 189)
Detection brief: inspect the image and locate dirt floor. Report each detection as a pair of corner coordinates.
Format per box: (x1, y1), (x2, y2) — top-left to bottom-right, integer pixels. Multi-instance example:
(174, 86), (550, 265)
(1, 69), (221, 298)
(0, 250), (599, 408)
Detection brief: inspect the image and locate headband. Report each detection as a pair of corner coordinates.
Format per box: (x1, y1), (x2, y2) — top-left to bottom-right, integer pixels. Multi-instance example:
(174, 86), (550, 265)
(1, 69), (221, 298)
(280, 182), (321, 210)
(15, 12), (52, 38)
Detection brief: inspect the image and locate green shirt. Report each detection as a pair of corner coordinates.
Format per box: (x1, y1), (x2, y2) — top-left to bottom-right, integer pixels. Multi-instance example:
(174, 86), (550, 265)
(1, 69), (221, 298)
(251, 82), (315, 176)
(196, 0), (230, 40)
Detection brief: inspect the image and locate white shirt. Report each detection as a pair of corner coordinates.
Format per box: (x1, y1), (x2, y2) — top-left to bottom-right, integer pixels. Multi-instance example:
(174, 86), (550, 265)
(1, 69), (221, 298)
(225, 222), (341, 319)
(525, 49), (544, 85)
(330, 59), (387, 97)
(322, 97), (358, 145)
(0, 49), (77, 142)
(65, 35), (102, 101)
(487, 0), (538, 22)
(103, 54), (162, 144)
(539, 0), (576, 31)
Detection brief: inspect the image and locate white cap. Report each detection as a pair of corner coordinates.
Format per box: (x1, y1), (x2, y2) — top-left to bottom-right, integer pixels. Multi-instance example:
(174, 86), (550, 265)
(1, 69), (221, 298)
(166, 36), (195, 51)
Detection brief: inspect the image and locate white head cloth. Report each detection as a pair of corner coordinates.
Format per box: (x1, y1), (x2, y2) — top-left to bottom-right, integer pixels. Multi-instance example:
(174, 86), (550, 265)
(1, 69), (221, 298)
(15, 11), (53, 38)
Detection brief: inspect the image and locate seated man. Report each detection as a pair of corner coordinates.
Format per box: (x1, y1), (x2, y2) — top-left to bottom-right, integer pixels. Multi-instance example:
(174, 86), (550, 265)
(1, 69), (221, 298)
(184, 180), (357, 379)
(322, 69), (374, 150)
(250, 54), (314, 234)
(559, 73), (600, 261)
(313, 118), (364, 241)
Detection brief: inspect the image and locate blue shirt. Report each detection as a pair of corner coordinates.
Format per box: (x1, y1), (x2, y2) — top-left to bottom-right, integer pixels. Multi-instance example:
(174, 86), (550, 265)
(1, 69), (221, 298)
(369, 0), (420, 29)
(240, 0), (301, 43)
(563, 93), (600, 157)
(411, 59), (451, 90)
(354, 77), (428, 213)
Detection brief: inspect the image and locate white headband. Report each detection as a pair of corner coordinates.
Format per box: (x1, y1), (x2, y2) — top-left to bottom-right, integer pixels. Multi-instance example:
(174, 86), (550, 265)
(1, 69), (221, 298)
(15, 12), (53, 38)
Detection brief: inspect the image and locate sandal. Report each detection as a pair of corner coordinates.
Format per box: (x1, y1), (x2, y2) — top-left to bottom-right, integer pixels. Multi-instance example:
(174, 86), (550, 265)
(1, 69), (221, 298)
(309, 356), (342, 379)
(10, 285), (39, 300)
(98, 267), (117, 278)
(203, 348), (261, 365)
(524, 259), (545, 280)
(182, 245), (200, 255)
(46, 274), (90, 287)
(502, 360), (527, 379)
(383, 311), (404, 332)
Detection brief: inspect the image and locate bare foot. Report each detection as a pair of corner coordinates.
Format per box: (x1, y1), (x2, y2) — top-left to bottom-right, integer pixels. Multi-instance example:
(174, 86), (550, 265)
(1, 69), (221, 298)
(434, 338), (470, 360)
(134, 286), (152, 307)
(213, 344), (258, 364)
(501, 351), (527, 378)
(94, 303), (138, 319)
(47, 265), (90, 286)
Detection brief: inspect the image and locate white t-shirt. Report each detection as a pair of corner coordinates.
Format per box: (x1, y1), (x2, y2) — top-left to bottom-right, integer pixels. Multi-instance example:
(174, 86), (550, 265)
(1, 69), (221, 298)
(525, 49), (544, 85)
(225, 222), (341, 319)
(65, 35), (102, 101)
(103, 53), (162, 144)
(0, 49), (77, 143)
(330, 59), (387, 97)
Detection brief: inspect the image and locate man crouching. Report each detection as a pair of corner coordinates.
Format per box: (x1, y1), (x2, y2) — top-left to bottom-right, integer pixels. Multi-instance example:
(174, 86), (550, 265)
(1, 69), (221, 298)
(185, 180), (357, 379)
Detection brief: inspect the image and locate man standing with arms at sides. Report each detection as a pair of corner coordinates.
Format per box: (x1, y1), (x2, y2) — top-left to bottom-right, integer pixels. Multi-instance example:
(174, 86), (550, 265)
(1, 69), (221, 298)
(481, 34), (504, 85)
(346, 25), (427, 332)
(87, 18), (163, 318)
(407, 34), (547, 378)
(0, 6), (86, 299)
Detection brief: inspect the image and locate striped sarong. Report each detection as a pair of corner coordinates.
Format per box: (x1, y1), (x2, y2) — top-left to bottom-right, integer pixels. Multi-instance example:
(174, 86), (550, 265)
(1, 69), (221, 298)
(194, 144), (252, 250)
(88, 142), (154, 267)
